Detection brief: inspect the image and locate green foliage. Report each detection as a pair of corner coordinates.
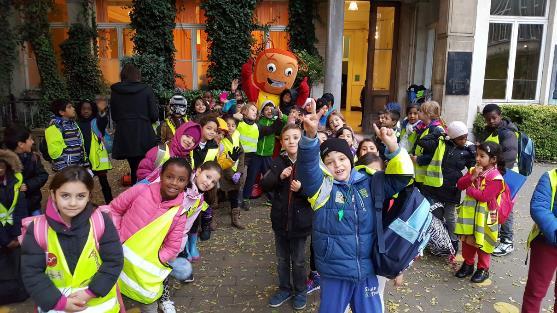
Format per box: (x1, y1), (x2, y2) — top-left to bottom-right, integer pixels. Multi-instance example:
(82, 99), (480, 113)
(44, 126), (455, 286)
(130, 0), (176, 92)
(287, 0), (319, 56)
(0, 0), (17, 105)
(294, 49), (324, 86)
(17, 0), (68, 106)
(202, 0), (257, 90)
(473, 105), (557, 161)
(60, 23), (103, 102)
(121, 55), (173, 102)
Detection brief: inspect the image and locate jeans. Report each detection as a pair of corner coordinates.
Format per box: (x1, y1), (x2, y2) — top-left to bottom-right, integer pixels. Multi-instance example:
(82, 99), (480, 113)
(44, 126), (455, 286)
(275, 234), (308, 295)
(243, 154), (272, 199)
(522, 237), (557, 313)
(499, 210), (514, 242)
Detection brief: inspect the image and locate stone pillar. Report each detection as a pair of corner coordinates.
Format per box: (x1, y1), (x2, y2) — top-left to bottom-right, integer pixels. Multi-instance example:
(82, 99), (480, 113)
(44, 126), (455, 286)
(431, 0), (478, 126)
(323, 0), (344, 110)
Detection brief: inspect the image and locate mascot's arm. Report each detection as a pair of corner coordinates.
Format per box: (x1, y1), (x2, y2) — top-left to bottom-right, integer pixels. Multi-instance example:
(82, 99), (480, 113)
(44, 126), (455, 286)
(241, 58), (259, 102)
(295, 77), (310, 107)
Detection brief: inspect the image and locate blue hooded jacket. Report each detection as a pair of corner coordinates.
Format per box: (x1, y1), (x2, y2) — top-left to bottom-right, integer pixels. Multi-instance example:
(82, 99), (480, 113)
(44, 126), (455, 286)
(530, 170), (557, 245)
(296, 135), (413, 281)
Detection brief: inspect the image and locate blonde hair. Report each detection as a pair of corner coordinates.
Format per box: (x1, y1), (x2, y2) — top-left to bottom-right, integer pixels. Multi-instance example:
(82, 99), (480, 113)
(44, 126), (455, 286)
(420, 101), (441, 120)
(241, 102), (257, 115)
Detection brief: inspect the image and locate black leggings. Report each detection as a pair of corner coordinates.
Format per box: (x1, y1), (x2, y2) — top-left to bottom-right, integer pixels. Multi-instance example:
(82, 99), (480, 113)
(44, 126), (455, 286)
(93, 170), (113, 204)
(227, 190), (239, 209)
(127, 156), (143, 184)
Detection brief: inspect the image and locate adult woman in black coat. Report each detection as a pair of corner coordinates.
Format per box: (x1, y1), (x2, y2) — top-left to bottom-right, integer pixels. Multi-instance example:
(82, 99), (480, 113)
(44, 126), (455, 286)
(110, 64), (159, 183)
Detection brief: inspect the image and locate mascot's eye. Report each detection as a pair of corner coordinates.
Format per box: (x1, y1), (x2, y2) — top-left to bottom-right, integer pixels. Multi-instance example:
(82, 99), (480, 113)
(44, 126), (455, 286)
(284, 67), (293, 77)
(267, 63), (277, 73)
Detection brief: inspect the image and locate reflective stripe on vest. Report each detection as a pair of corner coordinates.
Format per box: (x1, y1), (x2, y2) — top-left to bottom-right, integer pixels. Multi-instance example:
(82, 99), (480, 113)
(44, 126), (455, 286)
(527, 169), (557, 247)
(0, 173), (23, 226)
(45, 223), (119, 312)
(237, 122), (259, 153)
(222, 131), (241, 171)
(307, 161), (334, 211)
(414, 128), (430, 183)
(454, 169), (501, 253)
(422, 138), (445, 188)
(118, 205), (181, 304)
(154, 144), (171, 168)
(89, 133), (112, 171)
(190, 147), (219, 169)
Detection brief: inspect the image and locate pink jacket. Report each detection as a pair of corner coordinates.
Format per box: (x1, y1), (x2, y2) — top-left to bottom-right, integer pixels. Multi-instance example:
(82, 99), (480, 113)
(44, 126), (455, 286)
(101, 182), (186, 264)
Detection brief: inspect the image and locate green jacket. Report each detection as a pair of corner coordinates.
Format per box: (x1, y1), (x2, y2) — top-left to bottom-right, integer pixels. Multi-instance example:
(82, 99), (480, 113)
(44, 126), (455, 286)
(256, 115), (286, 157)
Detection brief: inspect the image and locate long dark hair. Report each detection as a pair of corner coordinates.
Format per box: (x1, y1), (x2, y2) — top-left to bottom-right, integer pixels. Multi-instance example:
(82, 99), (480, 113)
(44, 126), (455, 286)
(50, 166), (95, 192)
(477, 141), (506, 175)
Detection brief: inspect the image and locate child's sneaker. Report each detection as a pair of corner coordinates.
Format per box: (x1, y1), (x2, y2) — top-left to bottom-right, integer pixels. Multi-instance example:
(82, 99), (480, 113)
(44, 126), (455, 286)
(183, 273), (194, 283)
(293, 294), (307, 310)
(306, 271), (320, 294)
(241, 199), (250, 211)
(159, 300), (177, 313)
(268, 290), (292, 307)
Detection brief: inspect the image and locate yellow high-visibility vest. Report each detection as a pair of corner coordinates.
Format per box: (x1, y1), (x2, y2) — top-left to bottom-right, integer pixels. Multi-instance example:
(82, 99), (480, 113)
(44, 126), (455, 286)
(45, 223), (119, 312)
(189, 146), (219, 169)
(422, 138), (445, 188)
(527, 169), (557, 247)
(237, 121), (259, 153)
(221, 131), (241, 171)
(118, 205), (182, 304)
(89, 134), (112, 171)
(165, 117), (188, 135)
(414, 126), (444, 183)
(0, 172), (22, 226)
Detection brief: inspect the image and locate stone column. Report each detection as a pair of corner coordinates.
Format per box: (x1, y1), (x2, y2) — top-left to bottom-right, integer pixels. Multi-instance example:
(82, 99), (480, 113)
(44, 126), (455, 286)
(431, 0), (478, 126)
(323, 0), (344, 110)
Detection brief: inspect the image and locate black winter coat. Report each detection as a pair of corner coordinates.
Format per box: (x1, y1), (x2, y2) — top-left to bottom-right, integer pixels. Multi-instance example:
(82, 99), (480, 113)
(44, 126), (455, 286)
(17, 152), (48, 215)
(420, 139), (476, 204)
(21, 204), (123, 311)
(110, 82), (159, 159)
(0, 174), (27, 247)
(261, 155), (312, 238)
(482, 118), (519, 169)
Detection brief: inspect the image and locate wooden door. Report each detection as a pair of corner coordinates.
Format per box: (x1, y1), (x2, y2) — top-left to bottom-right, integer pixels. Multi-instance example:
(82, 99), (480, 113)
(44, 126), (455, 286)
(345, 29), (369, 112)
(362, 2), (400, 133)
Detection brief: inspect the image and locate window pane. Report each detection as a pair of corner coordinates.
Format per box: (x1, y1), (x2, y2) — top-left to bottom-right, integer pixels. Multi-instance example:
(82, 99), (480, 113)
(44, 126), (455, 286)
(26, 48), (41, 89)
(512, 24), (543, 100)
(373, 50), (392, 90)
(483, 23), (512, 99)
(123, 29), (134, 56)
(176, 61), (193, 89)
(198, 61), (209, 88)
(255, 1), (288, 25)
(51, 28), (69, 71)
(97, 29), (120, 84)
(176, 0), (205, 24)
(490, 0), (546, 17)
(375, 7), (395, 50)
(269, 31), (289, 50)
(96, 0), (132, 23)
(174, 29), (192, 60)
(197, 30), (209, 61)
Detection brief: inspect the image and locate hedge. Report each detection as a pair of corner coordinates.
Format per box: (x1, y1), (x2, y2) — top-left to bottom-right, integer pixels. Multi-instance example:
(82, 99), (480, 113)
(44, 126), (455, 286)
(473, 105), (557, 161)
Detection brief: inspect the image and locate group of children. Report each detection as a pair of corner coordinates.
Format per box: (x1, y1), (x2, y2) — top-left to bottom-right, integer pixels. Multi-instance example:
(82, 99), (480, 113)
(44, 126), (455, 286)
(0, 78), (548, 313)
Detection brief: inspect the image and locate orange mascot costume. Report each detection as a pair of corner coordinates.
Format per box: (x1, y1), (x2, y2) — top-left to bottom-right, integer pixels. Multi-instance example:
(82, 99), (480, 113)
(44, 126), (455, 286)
(241, 48), (309, 110)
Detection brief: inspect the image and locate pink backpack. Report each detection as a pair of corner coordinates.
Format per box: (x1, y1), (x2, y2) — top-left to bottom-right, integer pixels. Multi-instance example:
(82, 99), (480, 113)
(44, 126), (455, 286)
(18, 209), (106, 254)
(496, 182), (514, 224)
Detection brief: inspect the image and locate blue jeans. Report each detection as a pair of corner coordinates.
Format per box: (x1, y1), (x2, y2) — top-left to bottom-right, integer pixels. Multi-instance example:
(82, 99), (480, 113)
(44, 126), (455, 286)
(500, 210), (514, 242)
(275, 234), (308, 295)
(242, 154), (272, 199)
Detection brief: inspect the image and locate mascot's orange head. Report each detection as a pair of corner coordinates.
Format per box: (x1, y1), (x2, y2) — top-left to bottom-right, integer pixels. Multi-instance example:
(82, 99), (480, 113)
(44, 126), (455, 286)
(253, 48), (298, 95)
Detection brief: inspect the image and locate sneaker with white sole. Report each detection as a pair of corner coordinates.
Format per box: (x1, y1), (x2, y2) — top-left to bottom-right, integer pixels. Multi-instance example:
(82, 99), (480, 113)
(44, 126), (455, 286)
(492, 241), (514, 257)
(183, 273), (194, 283)
(159, 300), (177, 313)
(268, 290), (292, 307)
(306, 272), (320, 294)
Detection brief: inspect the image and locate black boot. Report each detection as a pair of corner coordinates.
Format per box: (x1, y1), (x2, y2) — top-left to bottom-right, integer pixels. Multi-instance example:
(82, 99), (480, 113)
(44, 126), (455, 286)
(471, 268), (489, 283)
(455, 263), (474, 278)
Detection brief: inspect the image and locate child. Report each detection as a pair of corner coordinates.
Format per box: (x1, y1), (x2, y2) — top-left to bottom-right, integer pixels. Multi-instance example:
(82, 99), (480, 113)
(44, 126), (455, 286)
(317, 93), (335, 128)
(317, 130), (328, 144)
(137, 121), (201, 181)
(336, 126), (357, 156)
(160, 95), (189, 144)
(203, 91), (215, 109)
(76, 99), (114, 204)
(236, 103), (259, 210)
(296, 103), (413, 312)
(326, 111), (345, 136)
(419, 121), (476, 252)
(4, 124), (48, 216)
(355, 152), (384, 171)
(454, 142), (506, 283)
(189, 97), (209, 123)
(356, 138), (380, 159)
(0, 149), (28, 305)
(243, 101), (285, 205)
(218, 115), (246, 229)
(279, 89), (294, 115)
(21, 166), (123, 312)
(375, 109), (401, 158)
(44, 99), (88, 171)
(262, 124), (312, 310)
(522, 168), (557, 312)
(413, 100), (446, 186)
(105, 158), (192, 312)
(399, 103), (422, 152)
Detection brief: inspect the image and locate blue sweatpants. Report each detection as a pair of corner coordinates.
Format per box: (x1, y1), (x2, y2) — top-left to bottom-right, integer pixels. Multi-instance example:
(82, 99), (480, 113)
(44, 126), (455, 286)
(319, 276), (383, 313)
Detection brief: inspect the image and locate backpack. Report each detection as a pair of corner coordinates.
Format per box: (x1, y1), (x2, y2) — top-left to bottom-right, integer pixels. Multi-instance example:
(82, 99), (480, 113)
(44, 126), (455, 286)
(91, 118), (113, 154)
(494, 181), (514, 224)
(517, 131), (534, 176)
(18, 209), (106, 256)
(39, 137), (52, 162)
(426, 202), (456, 256)
(371, 172), (433, 279)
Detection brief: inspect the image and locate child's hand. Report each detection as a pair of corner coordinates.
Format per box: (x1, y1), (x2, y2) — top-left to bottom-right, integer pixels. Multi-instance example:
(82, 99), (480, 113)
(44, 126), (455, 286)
(70, 290), (93, 304)
(19, 183), (28, 192)
(374, 124), (399, 153)
(232, 172), (242, 184)
(228, 146), (241, 161)
(280, 166), (293, 180)
(65, 295), (87, 312)
(393, 274), (404, 287)
(231, 79), (239, 92)
(290, 180), (301, 192)
(471, 165), (483, 179)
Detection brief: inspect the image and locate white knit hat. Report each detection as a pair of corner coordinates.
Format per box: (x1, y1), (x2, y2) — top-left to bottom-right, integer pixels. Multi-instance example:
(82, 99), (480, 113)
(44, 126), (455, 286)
(447, 121), (468, 139)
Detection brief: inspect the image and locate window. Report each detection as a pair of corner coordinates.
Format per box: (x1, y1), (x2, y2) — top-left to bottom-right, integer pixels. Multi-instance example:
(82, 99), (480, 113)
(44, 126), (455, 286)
(483, 1), (548, 102)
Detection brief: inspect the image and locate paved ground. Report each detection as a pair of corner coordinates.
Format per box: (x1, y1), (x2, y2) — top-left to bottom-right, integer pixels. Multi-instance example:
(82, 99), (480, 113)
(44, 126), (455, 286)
(2, 161), (556, 313)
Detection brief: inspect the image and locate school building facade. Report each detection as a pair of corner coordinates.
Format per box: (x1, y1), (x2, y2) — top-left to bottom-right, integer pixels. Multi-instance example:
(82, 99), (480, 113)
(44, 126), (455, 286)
(8, 0), (557, 130)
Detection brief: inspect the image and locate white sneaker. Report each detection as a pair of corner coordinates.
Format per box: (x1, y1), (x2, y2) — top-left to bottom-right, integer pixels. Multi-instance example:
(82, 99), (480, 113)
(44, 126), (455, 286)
(159, 300), (177, 313)
(493, 241), (514, 257)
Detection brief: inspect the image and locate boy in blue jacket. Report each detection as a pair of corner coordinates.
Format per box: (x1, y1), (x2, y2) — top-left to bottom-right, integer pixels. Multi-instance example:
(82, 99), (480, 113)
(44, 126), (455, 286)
(522, 169), (557, 312)
(296, 101), (414, 313)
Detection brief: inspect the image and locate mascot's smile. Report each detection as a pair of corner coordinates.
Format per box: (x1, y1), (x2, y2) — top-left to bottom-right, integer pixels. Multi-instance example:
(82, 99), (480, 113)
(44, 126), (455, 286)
(267, 78), (285, 88)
